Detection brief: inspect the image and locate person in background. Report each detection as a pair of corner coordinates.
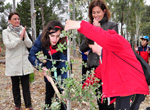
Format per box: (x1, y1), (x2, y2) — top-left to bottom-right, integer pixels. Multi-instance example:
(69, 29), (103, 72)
(64, 20), (149, 110)
(135, 36), (150, 110)
(80, 0), (118, 109)
(79, 49), (90, 83)
(2, 12), (33, 110)
(27, 33), (33, 52)
(28, 20), (67, 110)
(135, 36), (150, 63)
(88, 0), (118, 31)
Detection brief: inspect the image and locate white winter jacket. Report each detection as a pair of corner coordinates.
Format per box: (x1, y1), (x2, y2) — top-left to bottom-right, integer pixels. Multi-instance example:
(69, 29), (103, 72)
(2, 26), (33, 76)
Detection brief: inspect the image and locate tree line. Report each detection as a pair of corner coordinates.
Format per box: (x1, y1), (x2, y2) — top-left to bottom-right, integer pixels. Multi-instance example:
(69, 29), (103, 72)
(0, 0), (150, 46)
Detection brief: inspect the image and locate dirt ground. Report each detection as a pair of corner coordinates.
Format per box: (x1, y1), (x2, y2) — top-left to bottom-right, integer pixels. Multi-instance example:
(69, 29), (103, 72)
(0, 63), (45, 110)
(0, 55), (150, 110)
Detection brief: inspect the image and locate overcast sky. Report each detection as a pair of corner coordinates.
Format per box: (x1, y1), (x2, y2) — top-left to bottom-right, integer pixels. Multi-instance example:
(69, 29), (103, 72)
(145, 0), (150, 5)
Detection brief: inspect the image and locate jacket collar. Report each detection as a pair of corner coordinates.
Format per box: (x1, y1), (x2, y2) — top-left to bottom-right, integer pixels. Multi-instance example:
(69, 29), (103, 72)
(7, 26), (11, 32)
(99, 17), (107, 26)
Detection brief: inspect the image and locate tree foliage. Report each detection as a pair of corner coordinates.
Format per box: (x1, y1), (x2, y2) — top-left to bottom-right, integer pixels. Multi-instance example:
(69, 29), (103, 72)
(0, 0), (12, 33)
(0, 0), (5, 12)
(141, 5), (150, 37)
(16, 0), (66, 36)
(106, 0), (146, 47)
(16, 0), (31, 31)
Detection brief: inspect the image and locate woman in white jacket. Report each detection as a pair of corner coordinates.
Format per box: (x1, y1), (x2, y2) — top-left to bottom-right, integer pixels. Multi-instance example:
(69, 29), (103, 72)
(2, 12), (33, 110)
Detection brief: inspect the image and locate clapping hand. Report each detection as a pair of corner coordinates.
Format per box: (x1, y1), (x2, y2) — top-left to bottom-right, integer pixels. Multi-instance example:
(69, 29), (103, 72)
(20, 26), (26, 40)
(134, 45), (138, 52)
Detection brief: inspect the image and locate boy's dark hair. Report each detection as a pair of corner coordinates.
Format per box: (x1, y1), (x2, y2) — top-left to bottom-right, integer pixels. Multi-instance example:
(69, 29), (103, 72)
(141, 38), (148, 42)
(80, 38), (99, 68)
(85, 38), (94, 45)
(80, 38), (94, 52)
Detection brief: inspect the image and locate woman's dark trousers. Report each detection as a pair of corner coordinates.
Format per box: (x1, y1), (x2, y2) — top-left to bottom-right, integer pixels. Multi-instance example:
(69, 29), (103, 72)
(96, 85), (114, 110)
(115, 94), (145, 110)
(11, 74), (32, 108)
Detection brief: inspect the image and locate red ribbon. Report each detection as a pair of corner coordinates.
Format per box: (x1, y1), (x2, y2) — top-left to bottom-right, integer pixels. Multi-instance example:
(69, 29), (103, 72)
(55, 26), (62, 29)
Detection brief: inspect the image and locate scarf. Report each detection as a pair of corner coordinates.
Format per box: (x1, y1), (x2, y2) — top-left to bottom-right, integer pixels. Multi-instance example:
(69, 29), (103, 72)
(48, 46), (57, 55)
(8, 24), (21, 36)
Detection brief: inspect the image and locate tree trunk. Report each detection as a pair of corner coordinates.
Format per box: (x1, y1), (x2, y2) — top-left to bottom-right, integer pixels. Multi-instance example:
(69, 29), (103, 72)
(135, 15), (140, 47)
(13, 0), (16, 12)
(72, 0), (76, 57)
(67, 0), (71, 78)
(30, 0), (36, 42)
(41, 0), (45, 29)
(67, 0), (71, 109)
(121, 6), (124, 36)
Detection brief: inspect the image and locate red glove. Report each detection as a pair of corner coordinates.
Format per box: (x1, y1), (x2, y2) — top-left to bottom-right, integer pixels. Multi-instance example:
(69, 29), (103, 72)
(82, 74), (100, 89)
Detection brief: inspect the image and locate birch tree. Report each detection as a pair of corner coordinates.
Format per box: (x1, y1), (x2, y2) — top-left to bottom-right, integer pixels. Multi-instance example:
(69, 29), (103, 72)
(13, 0), (16, 12)
(30, 0), (36, 42)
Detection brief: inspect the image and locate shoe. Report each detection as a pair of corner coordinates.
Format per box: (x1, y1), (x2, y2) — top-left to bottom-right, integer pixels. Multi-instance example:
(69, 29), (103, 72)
(145, 107), (150, 110)
(15, 107), (20, 110)
(25, 107), (33, 110)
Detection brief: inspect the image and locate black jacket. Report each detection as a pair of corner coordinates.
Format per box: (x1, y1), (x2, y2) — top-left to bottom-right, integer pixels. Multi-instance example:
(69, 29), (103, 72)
(80, 17), (118, 68)
(99, 17), (118, 33)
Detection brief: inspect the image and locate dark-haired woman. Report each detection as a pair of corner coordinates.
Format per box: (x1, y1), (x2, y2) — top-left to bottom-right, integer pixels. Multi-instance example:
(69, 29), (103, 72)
(2, 12), (33, 110)
(88, 0), (118, 31)
(80, 0), (118, 110)
(28, 20), (67, 110)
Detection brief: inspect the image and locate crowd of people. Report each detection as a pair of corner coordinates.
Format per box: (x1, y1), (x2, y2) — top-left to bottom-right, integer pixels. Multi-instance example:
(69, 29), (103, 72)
(1, 0), (150, 110)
